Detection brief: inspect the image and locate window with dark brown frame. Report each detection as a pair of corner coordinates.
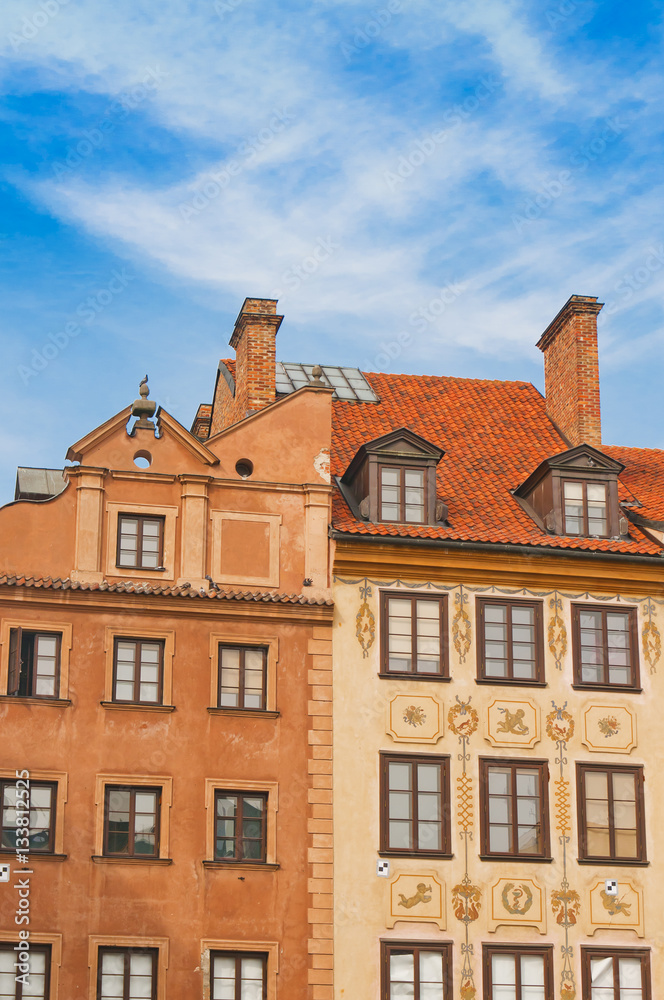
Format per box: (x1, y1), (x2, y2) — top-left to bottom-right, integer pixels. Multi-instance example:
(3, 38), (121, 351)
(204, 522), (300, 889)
(479, 759), (550, 860)
(218, 645), (267, 710)
(581, 947), (651, 1000)
(0, 942), (50, 998)
(380, 941), (452, 1000)
(379, 465), (426, 523)
(113, 638), (164, 704)
(116, 514), (164, 570)
(482, 944), (554, 1000)
(0, 780), (56, 854)
(380, 593), (448, 679)
(476, 599), (544, 684)
(572, 605), (639, 689)
(7, 628), (61, 699)
(97, 947), (157, 1000)
(577, 764), (646, 863)
(563, 480), (608, 537)
(103, 786), (160, 858)
(380, 753), (451, 857)
(210, 951), (267, 999)
(214, 791), (267, 862)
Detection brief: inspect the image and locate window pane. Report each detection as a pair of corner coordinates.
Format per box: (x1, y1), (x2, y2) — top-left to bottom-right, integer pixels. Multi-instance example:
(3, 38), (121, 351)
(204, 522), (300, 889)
(390, 952), (414, 982)
(420, 951), (444, 983)
(585, 771), (608, 799)
(590, 956), (614, 987)
(488, 769), (510, 795)
(389, 763), (412, 791)
(489, 825), (511, 853)
(492, 953), (516, 984)
(381, 469), (400, 487)
(389, 792), (411, 820)
(619, 957), (643, 989)
(520, 955), (544, 984)
(389, 821), (412, 849)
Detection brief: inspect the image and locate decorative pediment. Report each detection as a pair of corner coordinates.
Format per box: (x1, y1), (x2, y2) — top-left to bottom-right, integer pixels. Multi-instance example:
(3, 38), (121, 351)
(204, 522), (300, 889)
(341, 427), (443, 484)
(515, 444), (624, 498)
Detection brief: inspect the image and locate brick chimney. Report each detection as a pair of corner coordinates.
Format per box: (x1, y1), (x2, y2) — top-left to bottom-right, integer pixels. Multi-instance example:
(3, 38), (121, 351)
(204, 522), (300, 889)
(230, 298), (283, 419)
(536, 295), (603, 448)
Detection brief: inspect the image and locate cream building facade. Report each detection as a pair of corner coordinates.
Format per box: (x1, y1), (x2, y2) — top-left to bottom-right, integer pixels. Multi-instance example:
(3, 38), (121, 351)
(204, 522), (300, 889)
(329, 296), (663, 1000)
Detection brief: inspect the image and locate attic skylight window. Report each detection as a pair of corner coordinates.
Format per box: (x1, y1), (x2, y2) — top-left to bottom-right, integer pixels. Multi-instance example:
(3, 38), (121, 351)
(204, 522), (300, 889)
(563, 481), (607, 536)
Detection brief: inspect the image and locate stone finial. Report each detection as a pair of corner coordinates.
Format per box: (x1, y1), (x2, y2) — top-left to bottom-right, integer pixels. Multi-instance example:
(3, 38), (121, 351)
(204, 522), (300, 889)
(131, 375), (157, 430)
(311, 365), (324, 385)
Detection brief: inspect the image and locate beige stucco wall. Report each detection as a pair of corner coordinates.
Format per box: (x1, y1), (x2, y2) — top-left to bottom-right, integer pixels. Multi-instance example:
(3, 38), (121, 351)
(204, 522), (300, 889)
(332, 567), (663, 999)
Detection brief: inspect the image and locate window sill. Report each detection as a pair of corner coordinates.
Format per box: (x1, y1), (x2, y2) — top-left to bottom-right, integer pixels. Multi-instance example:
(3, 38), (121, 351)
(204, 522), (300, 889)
(576, 858), (649, 867)
(571, 684), (642, 694)
(378, 851), (454, 860)
(100, 702), (176, 713)
(475, 678), (547, 688)
(478, 854), (553, 863)
(115, 565), (167, 573)
(202, 860), (280, 871)
(207, 708), (280, 719)
(91, 856), (172, 866)
(0, 696), (71, 707)
(0, 853), (67, 862)
(378, 673), (451, 683)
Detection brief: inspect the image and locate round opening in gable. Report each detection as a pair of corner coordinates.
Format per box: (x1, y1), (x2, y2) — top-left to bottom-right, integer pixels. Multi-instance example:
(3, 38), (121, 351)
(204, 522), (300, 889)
(134, 450), (152, 469)
(235, 459), (254, 479)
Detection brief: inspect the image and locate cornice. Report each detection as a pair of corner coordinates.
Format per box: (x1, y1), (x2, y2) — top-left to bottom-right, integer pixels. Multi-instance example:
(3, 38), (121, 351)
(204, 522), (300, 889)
(332, 537), (664, 595)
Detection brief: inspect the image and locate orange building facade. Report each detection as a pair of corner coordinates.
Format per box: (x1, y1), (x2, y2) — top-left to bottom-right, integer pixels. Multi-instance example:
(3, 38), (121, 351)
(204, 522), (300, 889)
(0, 300), (334, 998)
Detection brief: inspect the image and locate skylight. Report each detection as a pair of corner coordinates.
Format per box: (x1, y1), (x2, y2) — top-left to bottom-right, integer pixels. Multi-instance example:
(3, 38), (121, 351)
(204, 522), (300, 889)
(275, 363), (379, 402)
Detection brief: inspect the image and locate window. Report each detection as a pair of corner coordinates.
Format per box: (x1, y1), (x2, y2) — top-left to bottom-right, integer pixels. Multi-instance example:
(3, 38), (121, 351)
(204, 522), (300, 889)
(381, 942), (452, 1000)
(218, 646), (267, 710)
(0, 780), (56, 854)
(113, 639), (164, 705)
(7, 629), (60, 699)
(380, 753), (451, 857)
(577, 764), (646, 863)
(214, 792), (267, 862)
(380, 594), (448, 678)
(581, 948), (651, 1000)
(479, 759), (550, 860)
(103, 786), (160, 858)
(563, 481), (608, 536)
(476, 599), (544, 684)
(483, 945), (553, 1000)
(210, 952), (267, 1000)
(116, 514), (164, 570)
(572, 605), (639, 689)
(379, 466), (426, 523)
(0, 943), (50, 998)
(97, 948), (157, 1000)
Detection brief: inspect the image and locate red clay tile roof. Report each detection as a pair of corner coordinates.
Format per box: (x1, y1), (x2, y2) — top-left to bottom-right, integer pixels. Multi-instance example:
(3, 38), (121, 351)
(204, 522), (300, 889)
(0, 575), (332, 605)
(330, 372), (663, 556)
(221, 359), (236, 379)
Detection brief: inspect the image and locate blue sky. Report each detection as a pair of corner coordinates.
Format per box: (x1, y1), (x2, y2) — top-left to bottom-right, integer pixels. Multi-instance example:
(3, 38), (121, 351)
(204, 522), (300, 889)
(1, 0), (663, 504)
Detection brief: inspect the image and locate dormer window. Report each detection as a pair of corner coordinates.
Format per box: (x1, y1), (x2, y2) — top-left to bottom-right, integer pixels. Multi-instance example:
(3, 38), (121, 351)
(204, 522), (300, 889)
(514, 445), (625, 540)
(379, 466), (425, 523)
(563, 481), (607, 537)
(339, 428), (446, 527)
